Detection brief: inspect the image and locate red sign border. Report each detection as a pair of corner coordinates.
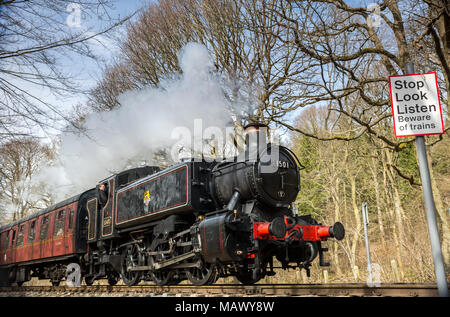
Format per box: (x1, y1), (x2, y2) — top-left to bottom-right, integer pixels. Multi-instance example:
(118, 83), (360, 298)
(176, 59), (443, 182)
(389, 71), (445, 138)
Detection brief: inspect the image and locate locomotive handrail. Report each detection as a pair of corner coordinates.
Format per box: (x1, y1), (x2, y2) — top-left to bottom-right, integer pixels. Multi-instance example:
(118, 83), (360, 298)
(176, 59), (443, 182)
(204, 208), (228, 218)
(211, 160), (248, 175)
(282, 146), (305, 170)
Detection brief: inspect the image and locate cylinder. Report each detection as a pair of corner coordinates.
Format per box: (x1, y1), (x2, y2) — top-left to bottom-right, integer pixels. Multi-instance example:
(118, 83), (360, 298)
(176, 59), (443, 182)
(198, 213), (250, 264)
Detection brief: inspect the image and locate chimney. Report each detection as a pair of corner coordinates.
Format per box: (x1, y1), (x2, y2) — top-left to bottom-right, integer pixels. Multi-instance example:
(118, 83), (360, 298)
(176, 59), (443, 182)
(243, 122), (267, 161)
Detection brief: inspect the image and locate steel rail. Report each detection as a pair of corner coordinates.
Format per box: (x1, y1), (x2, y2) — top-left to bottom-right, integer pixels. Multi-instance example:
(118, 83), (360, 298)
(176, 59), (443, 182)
(0, 283), (445, 297)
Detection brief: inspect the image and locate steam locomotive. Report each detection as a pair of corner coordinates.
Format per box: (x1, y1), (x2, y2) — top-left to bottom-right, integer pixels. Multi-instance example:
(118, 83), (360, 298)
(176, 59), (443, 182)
(0, 123), (344, 286)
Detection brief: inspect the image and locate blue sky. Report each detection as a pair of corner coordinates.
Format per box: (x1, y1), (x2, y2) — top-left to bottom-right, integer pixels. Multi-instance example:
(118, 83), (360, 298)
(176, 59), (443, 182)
(29, 0), (384, 140)
(64, 0), (381, 91)
(63, 0), (149, 87)
(17, 0), (152, 139)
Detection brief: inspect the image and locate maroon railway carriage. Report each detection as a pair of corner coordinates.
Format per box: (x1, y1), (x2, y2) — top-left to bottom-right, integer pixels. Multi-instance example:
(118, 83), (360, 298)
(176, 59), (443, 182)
(0, 166), (158, 286)
(0, 191), (94, 286)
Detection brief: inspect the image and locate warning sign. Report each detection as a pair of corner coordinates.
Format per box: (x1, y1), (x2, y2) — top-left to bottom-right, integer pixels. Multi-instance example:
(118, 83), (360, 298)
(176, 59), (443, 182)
(389, 72), (444, 137)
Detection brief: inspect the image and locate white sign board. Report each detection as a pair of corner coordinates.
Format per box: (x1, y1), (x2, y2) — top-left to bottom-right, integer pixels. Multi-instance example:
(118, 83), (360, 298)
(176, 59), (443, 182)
(389, 72), (444, 137)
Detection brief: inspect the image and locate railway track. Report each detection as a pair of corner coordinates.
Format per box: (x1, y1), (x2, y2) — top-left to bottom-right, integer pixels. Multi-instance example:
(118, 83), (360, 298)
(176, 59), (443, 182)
(0, 283), (444, 297)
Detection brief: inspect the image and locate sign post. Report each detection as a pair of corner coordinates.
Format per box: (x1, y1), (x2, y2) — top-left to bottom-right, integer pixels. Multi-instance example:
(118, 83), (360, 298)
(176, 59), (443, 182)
(361, 203), (373, 286)
(389, 71), (444, 137)
(389, 64), (448, 297)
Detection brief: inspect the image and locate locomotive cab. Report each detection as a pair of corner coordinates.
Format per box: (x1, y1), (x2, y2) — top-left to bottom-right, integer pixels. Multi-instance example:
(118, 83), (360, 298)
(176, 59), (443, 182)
(87, 165), (162, 243)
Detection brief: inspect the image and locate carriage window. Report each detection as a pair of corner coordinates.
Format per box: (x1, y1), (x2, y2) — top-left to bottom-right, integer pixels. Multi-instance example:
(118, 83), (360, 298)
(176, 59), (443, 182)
(68, 209), (74, 230)
(54, 209), (65, 237)
(28, 220), (36, 243)
(40, 215), (50, 240)
(16, 224), (25, 246)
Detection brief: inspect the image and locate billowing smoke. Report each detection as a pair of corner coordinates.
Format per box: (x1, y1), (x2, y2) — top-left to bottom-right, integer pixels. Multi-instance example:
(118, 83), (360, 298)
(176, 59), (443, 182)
(38, 43), (254, 201)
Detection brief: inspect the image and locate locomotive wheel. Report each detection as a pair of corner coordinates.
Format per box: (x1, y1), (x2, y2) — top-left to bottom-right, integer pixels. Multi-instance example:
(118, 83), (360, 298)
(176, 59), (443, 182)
(235, 270), (261, 285)
(149, 240), (174, 286)
(107, 272), (120, 286)
(149, 265), (174, 285)
(234, 261), (267, 285)
(186, 259), (217, 286)
(84, 275), (95, 286)
(120, 244), (142, 286)
(51, 280), (60, 286)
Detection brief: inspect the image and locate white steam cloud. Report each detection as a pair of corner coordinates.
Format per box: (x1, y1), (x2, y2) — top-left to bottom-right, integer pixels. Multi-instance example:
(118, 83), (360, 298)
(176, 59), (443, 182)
(40, 43), (251, 201)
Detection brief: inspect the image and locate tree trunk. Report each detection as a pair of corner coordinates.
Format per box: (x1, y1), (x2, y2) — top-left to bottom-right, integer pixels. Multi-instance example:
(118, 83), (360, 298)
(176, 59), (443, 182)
(385, 150), (408, 242)
(370, 155), (386, 247)
(349, 175), (361, 268)
(332, 177), (343, 276)
(427, 146), (450, 269)
(382, 149), (405, 280)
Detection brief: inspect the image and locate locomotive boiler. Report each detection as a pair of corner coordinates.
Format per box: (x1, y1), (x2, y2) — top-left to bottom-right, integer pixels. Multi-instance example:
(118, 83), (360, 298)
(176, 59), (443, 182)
(0, 123), (344, 286)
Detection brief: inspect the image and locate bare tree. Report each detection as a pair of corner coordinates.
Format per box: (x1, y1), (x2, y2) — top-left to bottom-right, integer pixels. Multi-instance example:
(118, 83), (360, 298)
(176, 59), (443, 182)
(89, 0), (449, 146)
(0, 137), (55, 222)
(0, 0), (134, 142)
(89, 0), (310, 127)
(263, 0), (449, 150)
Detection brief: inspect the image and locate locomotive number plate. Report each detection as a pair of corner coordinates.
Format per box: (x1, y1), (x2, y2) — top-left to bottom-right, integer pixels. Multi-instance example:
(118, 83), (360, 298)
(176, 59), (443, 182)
(277, 160), (290, 169)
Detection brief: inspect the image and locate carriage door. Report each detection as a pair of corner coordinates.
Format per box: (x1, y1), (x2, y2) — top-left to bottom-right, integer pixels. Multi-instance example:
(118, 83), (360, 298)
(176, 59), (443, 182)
(0, 231), (7, 265)
(86, 198), (98, 242)
(9, 227), (17, 263)
(39, 215), (51, 259)
(2, 231), (11, 264)
(65, 208), (75, 253)
(53, 209), (66, 256)
(28, 220), (37, 260)
(15, 224), (26, 262)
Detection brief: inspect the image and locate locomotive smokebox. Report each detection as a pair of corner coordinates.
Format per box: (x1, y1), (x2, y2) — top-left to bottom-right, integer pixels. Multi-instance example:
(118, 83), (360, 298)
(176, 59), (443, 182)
(211, 121), (300, 208)
(243, 122), (267, 161)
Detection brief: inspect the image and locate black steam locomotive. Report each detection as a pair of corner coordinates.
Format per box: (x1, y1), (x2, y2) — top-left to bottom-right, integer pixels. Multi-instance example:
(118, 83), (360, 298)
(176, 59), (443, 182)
(0, 123), (344, 286)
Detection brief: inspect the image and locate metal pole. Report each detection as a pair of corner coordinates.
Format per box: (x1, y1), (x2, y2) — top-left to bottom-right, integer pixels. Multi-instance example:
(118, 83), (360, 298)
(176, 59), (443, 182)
(362, 202), (372, 286)
(405, 63), (448, 297)
(415, 135), (448, 296)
